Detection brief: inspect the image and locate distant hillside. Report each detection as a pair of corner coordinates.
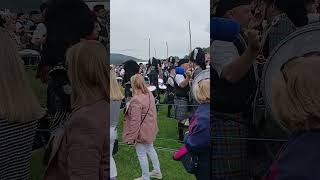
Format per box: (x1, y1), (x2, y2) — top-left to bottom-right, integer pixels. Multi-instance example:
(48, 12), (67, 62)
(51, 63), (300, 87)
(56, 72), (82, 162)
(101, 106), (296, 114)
(111, 53), (146, 65)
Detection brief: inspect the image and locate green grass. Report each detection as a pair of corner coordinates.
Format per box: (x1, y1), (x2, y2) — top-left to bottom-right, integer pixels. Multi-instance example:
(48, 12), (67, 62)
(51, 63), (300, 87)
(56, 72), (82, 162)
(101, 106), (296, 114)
(26, 69), (195, 180)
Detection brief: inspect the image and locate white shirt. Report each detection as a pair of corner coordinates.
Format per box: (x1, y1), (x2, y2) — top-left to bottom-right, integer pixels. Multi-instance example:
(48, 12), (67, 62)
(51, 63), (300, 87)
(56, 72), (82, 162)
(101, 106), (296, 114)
(174, 74), (185, 87)
(32, 23), (47, 39)
(167, 76), (174, 87)
(211, 40), (239, 77)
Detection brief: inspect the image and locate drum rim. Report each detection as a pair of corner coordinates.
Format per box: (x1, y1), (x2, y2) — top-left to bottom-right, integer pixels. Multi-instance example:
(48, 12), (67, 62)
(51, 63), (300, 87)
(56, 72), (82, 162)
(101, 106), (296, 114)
(262, 23), (320, 114)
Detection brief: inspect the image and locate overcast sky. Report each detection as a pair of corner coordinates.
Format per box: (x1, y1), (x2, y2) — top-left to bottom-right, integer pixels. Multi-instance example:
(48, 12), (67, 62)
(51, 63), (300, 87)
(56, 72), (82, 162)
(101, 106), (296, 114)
(110, 0), (209, 60)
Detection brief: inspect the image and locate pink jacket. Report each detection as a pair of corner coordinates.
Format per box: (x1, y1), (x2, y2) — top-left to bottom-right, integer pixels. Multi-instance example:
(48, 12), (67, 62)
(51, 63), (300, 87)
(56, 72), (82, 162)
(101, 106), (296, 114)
(44, 99), (109, 180)
(123, 92), (158, 144)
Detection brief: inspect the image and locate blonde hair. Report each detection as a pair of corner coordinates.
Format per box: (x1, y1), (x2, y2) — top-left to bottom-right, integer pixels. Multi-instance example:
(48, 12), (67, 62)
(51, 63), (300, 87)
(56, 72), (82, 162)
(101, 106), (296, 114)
(272, 56), (320, 131)
(66, 40), (110, 107)
(110, 70), (124, 100)
(194, 79), (210, 104)
(131, 74), (149, 95)
(0, 28), (44, 122)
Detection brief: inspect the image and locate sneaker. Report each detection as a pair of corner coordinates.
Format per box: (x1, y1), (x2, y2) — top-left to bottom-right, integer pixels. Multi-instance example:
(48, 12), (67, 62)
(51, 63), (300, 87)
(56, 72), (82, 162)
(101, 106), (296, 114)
(150, 170), (162, 179)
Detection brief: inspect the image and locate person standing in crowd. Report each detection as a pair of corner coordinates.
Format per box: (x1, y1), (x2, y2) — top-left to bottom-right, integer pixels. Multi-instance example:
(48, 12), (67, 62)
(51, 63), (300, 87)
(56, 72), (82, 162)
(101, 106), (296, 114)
(261, 0), (302, 60)
(174, 58), (192, 141)
(94, 4), (108, 47)
(305, 0), (319, 24)
(32, 3), (48, 50)
(0, 27), (46, 180)
(45, 40), (109, 180)
(149, 57), (161, 107)
(41, 0), (96, 131)
(122, 60), (140, 100)
(110, 70), (124, 180)
(15, 12), (26, 35)
(212, 0), (260, 178)
(25, 10), (39, 31)
(189, 47), (207, 113)
(165, 67), (176, 118)
(264, 55), (320, 180)
(123, 74), (162, 180)
(184, 74), (210, 180)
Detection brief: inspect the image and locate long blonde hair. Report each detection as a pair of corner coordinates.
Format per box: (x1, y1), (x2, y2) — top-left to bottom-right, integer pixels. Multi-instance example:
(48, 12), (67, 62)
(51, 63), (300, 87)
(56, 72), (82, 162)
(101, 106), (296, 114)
(194, 79), (210, 104)
(131, 74), (149, 95)
(0, 28), (44, 122)
(66, 40), (110, 107)
(110, 70), (124, 101)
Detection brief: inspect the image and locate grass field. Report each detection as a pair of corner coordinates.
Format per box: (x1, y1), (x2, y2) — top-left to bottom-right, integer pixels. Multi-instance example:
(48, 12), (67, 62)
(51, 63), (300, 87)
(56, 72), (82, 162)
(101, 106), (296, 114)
(26, 69), (195, 180)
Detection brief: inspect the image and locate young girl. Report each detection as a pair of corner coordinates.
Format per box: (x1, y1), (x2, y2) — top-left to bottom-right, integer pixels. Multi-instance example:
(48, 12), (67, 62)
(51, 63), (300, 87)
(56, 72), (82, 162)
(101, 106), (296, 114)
(45, 40), (109, 180)
(184, 70), (210, 180)
(123, 74), (162, 180)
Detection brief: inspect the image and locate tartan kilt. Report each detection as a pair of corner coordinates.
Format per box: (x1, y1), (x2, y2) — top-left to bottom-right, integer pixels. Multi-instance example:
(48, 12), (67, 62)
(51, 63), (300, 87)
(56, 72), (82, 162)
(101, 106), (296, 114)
(174, 97), (189, 121)
(211, 112), (250, 179)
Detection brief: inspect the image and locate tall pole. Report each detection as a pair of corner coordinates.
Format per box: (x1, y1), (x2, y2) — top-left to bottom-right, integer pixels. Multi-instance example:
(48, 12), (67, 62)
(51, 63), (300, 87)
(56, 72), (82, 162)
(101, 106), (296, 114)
(148, 36), (151, 61)
(166, 41), (168, 59)
(154, 48), (157, 58)
(189, 21), (192, 53)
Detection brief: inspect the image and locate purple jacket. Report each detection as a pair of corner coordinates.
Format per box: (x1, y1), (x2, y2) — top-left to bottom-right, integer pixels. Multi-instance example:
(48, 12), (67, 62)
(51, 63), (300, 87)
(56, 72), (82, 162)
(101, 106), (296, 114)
(264, 130), (320, 180)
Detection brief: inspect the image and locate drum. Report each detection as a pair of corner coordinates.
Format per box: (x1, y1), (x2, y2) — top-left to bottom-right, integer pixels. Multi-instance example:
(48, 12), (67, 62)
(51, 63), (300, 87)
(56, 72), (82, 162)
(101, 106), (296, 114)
(18, 49), (41, 67)
(116, 77), (123, 84)
(263, 24), (320, 116)
(158, 78), (164, 85)
(147, 85), (156, 92)
(159, 84), (167, 90)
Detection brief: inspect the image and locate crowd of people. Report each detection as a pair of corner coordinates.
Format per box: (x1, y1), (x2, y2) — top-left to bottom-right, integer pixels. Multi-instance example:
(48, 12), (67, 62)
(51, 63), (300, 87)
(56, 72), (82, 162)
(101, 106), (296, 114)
(109, 48), (211, 179)
(212, 0), (320, 179)
(0, 0), (110, 180)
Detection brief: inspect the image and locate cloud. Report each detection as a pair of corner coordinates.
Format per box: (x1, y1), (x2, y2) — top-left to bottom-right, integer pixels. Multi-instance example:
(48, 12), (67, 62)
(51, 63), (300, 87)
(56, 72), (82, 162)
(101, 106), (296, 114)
(110, 0), (209, 60)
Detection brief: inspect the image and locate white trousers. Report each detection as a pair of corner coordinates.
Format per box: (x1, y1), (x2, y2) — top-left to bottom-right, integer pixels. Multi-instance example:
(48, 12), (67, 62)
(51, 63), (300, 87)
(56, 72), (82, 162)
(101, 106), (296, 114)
(110, 127), (117, 178)
(135, 143), (161, 180)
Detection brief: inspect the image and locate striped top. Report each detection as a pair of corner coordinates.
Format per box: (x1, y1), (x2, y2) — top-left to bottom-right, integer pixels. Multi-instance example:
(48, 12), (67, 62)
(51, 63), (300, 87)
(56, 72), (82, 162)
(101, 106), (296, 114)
(0, 118), (38, 180)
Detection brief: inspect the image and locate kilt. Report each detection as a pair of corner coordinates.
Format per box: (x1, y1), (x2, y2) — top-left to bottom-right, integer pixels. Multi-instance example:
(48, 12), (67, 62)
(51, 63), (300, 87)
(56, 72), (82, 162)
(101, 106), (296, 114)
(174, 97), (189, 121)
(211, 112), (250, 179)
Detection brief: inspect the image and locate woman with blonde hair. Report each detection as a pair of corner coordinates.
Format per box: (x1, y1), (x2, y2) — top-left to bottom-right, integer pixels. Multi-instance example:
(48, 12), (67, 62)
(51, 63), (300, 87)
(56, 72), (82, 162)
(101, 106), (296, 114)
(123, 74), (162, 180)
(110, 69), (124, 180)
(184, 70), (210, 180)
(264, 55), (320, 179)
(0, 27), (45, 179)
(45, 40), (109, 180)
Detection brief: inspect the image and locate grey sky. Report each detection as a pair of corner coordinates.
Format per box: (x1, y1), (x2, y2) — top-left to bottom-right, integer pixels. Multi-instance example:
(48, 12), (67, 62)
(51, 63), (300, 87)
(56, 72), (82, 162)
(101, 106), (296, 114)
(110, 0), (209, 60)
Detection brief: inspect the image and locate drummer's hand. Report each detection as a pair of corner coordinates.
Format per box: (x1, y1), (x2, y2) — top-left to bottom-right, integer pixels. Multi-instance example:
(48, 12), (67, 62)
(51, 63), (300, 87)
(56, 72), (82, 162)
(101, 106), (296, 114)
(185, 70), (192, 79)
(245, 29), (261, 53)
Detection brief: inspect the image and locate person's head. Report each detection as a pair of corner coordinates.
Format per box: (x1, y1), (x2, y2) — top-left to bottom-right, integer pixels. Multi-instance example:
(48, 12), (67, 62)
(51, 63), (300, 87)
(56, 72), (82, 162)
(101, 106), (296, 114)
(66, 40), (109, 107)
(0, 28), (44, 122)
(130, 74), (149, 95)
(123, 60), (139, 84)
(40, 2), (48, 21)
(189, 47), (206, 70)
(93, 4), (106, 18)
(17, 12), (25, 21)
(305, 0), (319, 13)
(43, 0), (95, 67)
(272, 55), (320, 131)
(262, 0), (308, 27)
(29, 10), (40, 22)
(193, 79), (210, 104)
(110, 70), (124, 101)
(215, 0), (253, 29)
(178, 58), (190, 70)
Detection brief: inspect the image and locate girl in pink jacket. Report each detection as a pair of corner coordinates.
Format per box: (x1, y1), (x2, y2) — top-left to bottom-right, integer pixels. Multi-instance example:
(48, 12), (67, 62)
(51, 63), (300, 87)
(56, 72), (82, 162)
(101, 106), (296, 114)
(123, 74), (162, 180)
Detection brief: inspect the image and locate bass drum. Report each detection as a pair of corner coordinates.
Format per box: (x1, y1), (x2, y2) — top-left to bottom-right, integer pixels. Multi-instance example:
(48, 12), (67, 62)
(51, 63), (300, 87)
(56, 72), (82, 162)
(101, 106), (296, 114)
(262, 23), (320, 138)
